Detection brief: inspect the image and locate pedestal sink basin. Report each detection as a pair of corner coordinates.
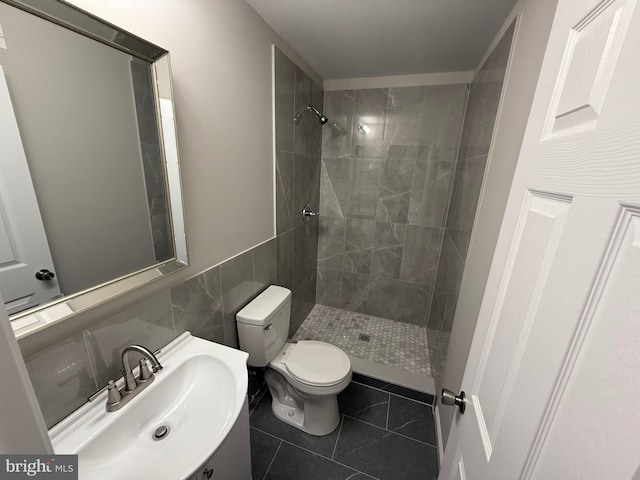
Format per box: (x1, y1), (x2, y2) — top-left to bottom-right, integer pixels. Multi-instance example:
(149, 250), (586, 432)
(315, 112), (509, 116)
(49, 332), (250, 480)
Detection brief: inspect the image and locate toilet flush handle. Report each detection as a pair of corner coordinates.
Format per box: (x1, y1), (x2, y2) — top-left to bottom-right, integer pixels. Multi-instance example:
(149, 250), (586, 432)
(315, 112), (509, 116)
(263, 323), (272, 332)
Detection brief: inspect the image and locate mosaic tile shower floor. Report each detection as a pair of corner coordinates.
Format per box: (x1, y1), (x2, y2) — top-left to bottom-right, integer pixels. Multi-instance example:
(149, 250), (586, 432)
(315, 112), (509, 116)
(293, 304), (432, 377)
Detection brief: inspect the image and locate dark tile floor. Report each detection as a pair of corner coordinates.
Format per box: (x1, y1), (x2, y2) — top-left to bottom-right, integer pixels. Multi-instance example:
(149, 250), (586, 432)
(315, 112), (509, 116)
(249, 373), (438, 480)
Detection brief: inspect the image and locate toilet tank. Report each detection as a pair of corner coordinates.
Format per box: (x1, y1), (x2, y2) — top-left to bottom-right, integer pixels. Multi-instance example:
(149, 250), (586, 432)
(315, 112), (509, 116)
(236, 285), (291, 367)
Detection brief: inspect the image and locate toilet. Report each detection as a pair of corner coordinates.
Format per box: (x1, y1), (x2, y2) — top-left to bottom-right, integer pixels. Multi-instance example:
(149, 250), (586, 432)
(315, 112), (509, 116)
(236, 285), (351, 436)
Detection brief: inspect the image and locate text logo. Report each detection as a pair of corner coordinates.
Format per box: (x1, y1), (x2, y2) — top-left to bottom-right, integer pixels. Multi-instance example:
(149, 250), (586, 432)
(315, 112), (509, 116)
(0, 456), (77, 480)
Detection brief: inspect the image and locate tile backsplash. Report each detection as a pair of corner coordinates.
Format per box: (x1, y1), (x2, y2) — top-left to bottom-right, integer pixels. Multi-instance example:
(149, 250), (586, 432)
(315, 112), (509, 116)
(25, 240), (276, 428)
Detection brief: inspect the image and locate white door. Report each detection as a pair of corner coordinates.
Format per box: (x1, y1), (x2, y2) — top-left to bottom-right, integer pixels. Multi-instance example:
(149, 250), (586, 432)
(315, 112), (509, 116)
(439, 0), (640, 478)
(0, 66), (61, 314)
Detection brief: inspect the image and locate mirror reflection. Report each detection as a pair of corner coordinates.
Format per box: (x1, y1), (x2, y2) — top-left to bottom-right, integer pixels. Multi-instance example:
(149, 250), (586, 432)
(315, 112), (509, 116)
(0, 0), (185, 320)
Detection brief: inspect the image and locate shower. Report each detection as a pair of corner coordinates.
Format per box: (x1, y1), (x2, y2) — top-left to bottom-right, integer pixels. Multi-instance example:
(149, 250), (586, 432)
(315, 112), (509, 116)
(271, 27), (513, 389)
(293, 105), (329, 124)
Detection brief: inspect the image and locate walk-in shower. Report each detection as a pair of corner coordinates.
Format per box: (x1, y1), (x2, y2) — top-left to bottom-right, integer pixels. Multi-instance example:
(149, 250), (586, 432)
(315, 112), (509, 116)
(274, 27), (514, 388)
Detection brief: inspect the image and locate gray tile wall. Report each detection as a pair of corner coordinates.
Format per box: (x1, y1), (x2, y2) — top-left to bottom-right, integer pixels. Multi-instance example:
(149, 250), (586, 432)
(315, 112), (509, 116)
(317, 84), (468, 327)
(25, 48), (323, 430)
(428, 22), (516, 373)
(274, 47), (324, 333)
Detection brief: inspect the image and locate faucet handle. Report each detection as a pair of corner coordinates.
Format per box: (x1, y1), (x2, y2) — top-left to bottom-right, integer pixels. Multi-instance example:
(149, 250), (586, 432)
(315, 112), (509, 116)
(138, 358), (153, 382)
(106, 380), (122, 408)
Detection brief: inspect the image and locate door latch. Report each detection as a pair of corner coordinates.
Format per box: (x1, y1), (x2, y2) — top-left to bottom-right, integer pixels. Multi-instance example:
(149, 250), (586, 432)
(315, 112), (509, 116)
(35, 269), (55, 281)
(441, 388), (466, 414)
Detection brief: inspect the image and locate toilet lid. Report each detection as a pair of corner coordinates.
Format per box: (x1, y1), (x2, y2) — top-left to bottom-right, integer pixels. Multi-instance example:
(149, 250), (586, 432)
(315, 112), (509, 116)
(285, 341), (351, 387)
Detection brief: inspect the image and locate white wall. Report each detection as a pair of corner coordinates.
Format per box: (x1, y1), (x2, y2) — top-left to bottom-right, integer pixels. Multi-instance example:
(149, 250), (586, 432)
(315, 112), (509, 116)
(437, 0), (558, 449)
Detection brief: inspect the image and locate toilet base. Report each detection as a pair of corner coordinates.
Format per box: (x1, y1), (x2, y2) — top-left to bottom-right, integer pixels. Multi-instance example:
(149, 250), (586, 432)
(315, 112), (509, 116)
(264, 369), (341, 436)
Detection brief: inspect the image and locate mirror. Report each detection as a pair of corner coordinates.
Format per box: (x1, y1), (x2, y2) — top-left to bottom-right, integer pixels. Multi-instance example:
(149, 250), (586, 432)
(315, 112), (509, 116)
(0, 0), (187, 337)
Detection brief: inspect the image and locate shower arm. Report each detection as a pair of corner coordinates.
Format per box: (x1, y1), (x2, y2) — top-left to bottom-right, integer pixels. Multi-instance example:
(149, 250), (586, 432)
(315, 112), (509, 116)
(293, 105), (327, 123)
(306, 105), (323, 117)
(292, 105), (313, 122)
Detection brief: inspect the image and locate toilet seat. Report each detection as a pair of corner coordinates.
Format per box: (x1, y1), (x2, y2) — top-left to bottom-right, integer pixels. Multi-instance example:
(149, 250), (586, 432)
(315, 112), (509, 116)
(284, 341), (351, 387)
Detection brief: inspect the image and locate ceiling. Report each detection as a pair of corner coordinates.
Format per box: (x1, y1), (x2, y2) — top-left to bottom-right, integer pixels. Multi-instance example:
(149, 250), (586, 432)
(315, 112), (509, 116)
(246, 0), (519, 80)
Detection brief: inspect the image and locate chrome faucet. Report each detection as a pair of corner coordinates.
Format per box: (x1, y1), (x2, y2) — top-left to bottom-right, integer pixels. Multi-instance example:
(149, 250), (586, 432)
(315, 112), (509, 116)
(121, 345), (163, 392)
(105, 344), (163, 412)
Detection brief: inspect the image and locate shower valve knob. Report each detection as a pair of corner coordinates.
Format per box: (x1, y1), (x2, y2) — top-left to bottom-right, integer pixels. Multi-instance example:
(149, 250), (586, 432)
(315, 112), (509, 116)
(300, 204), (319, 222)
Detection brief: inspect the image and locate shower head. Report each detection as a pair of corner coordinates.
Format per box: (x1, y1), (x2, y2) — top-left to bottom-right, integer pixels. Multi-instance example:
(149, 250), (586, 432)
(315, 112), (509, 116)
(293, 105), (329, 125)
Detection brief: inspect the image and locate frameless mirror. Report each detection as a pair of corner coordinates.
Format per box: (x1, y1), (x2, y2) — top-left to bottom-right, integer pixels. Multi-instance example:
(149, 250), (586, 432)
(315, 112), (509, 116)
(0, 0), (188, 337)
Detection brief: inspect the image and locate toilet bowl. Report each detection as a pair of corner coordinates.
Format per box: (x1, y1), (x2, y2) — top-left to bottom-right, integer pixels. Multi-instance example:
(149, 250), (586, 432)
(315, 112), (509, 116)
(236, 285), (351, 436)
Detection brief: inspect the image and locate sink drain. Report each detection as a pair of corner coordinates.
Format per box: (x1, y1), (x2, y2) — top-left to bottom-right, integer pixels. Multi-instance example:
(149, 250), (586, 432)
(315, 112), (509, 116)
(152, 425), (170, 440)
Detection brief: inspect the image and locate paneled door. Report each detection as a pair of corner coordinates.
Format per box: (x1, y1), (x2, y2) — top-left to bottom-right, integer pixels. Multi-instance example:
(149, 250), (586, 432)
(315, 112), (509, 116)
(0, 66), (61, 314)
(439, 0), (640, 478)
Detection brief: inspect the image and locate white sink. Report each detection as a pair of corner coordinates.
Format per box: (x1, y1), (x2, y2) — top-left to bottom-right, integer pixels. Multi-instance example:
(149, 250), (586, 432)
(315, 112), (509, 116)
(50, 332), (249, 480)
